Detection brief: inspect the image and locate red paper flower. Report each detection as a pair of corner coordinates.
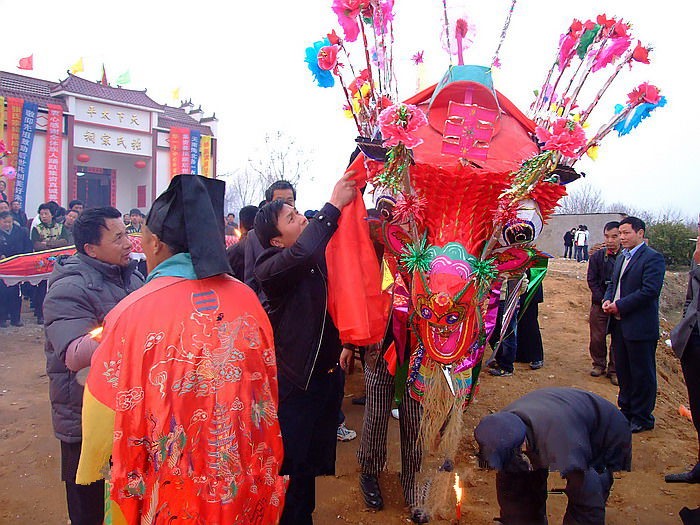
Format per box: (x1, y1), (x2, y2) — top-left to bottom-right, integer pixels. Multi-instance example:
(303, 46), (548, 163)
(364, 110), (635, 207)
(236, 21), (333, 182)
(317, 45), (340, 71)
(627, 83), (661, 105)
(569, 19), (583, 36)
(612, 20), (629, 37)
(631, 40), (650, 64)
(349, 69), (370, 95)
(535, 118), (587, 159)
(379, 104), (427, 148)
(412, 50), (424, 64)
(596, 14), (616, 29)
(327, 29), (342, 45)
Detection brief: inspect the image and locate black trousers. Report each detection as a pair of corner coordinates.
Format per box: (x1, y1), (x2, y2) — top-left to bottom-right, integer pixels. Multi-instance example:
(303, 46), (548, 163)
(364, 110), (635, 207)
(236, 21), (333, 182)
(33, 280), (47, 320)
(611, 322), (657, 428)
(278, 368), (344, 524)
(61, 441), (104, 525)
(0, 282), (21, 323)
(497, 467), (612, 525)
(682, 330), (700, 446)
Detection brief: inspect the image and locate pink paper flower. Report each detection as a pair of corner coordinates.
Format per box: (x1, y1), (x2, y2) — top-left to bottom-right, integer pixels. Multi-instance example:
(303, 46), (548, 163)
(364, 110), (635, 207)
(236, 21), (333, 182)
(0, 140), (7, 157)
(379, 104), (427, 148)
(332, 0), (365, 42)
(411, 50), (424, 64)
(373, 0), (394, 34)
(535, 118), (587, 159)
(627, 83), (661, 105)
(317, 45), (340, 71)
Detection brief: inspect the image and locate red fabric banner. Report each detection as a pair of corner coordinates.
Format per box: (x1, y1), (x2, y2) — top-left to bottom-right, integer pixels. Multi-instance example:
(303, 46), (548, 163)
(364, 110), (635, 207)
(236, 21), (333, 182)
(5, 97), (23, 198)
(169, 127), (183, 178)
(45, 104), (63, 202)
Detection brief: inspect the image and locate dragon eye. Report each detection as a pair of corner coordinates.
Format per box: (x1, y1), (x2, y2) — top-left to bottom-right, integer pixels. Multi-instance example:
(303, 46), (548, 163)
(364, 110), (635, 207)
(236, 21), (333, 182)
(421, 307), (432, 319)
(445, 313), (460, 324)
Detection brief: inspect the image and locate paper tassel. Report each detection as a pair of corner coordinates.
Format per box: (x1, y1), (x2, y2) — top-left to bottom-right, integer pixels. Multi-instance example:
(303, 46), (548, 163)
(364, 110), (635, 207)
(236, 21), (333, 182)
(614, 96), (667, 136)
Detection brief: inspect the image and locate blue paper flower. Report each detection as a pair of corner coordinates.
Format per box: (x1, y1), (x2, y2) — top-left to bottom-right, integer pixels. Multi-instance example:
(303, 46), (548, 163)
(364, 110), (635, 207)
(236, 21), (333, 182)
(304, 38), (335, 88)
(614, 96), (667, 136)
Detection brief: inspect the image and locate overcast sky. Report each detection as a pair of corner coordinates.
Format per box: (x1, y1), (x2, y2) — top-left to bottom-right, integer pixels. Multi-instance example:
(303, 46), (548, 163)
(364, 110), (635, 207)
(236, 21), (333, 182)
(2, 0), (696, 217)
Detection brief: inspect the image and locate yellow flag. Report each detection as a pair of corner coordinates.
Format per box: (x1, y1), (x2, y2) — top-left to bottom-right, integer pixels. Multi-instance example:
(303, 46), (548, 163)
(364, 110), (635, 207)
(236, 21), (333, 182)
(171, 87), (180, 101)
(69, 57), (84, 74)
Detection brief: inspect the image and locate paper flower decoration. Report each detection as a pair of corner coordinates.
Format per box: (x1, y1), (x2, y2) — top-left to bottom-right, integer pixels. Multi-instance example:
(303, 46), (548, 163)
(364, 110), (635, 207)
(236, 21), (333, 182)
(305, 38), (335, 87)
(332, 0), (364, 42)
(535, 118), (587, 158)
(627, 82), (661, 105)
(592, 36), (631, 72)
(631, 41), (651, 64)
(412, 51), (424, 64)
(378, 103), (427, 148)
(0, 140), (7, 158)
(317, 45), (340, 71)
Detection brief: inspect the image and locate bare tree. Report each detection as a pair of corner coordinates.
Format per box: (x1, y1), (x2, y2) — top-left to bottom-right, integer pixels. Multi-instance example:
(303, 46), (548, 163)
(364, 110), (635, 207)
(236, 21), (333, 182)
(247, 131), (312, 191)
(556, 182), (606, 214)
(220, 131), (313, 214)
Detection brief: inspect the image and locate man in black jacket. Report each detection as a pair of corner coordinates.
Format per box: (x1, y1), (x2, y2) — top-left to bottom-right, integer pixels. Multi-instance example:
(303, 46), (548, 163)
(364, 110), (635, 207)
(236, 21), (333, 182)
(475, 387), (632, 525)
(254, 173), (356, 525)
(44, 207), (144, 525)
(586, 221), (621, 385)
(603, 216), (665, 433)
(0, 211), (33, 326)
(226, 204), (257, 281)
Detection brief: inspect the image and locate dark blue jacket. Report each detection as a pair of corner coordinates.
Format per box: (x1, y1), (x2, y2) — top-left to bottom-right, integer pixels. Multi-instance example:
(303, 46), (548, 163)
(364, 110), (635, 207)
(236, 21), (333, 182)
(604, 243), (665, 341)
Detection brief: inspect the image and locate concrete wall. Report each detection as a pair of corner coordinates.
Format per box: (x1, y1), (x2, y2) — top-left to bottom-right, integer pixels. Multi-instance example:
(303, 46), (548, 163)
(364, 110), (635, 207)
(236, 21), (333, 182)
(536, 213), (627, 256)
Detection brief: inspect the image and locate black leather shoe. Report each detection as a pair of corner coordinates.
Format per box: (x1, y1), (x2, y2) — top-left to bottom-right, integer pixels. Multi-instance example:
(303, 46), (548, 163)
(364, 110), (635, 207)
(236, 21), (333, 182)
(666, 464), (700, 483)
(359, 473), (383, 510)
(410, 507), (429, 523)
(630, 422), (654, 433)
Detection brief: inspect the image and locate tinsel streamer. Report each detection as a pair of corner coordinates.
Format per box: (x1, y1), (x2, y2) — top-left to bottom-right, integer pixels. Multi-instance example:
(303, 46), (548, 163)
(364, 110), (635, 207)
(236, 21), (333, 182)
(441, 0), (453, 66)
(393, 192), (427, 225)
(491, 0), (517, 69)
(503, 150), (557, 199)
(472, 257), (498, 283)
(400, 235), (432, 273)
(375, 143), (411, 191)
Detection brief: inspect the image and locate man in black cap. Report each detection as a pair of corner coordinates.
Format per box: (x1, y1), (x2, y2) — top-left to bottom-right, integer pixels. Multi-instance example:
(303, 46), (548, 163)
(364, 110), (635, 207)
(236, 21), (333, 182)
(253, 172), (356, 525)
(474, 387), (632, 525)
(76, 175), (286, 524)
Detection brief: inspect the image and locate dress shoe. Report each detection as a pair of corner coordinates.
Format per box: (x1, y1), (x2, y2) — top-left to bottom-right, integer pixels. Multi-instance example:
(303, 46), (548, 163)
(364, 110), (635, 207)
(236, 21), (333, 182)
(666, 464), (700, 483)
(410, 507), (430, 523)
(608, 373), (618, 386)
(590, 366), (605, 377)
(630, 422), (654, 433)
(359, 473), (383, 510)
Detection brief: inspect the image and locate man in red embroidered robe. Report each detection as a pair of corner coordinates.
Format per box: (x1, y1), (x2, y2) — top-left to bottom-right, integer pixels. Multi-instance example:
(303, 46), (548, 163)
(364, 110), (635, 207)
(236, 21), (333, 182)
(77, 174), (285, 525)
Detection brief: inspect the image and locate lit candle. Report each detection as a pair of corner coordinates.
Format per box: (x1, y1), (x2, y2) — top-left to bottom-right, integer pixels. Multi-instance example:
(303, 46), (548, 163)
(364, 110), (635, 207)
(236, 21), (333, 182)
(454, 472), (463, 521)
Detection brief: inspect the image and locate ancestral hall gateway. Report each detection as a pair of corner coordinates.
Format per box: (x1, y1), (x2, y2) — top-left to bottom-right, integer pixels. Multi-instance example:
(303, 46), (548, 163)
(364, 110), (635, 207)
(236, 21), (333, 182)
(0, 71), (217, 214)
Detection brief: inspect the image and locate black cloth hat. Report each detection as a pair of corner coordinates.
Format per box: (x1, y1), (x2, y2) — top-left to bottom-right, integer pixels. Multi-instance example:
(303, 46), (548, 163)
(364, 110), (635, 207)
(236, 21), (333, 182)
(474, 412), (527, 470)
(146, 174), (231, 279)
(129, 208), (144, 217)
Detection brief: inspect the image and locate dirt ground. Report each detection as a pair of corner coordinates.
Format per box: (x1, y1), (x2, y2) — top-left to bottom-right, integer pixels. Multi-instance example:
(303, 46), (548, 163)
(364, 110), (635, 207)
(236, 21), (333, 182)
(1, 258), (698, 524)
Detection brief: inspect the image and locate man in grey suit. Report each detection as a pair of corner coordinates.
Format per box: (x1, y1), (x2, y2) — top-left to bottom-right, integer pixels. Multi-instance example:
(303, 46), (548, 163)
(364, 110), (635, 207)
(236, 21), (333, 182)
(667, 231), (700, 483)
(603, 216), (665, 434)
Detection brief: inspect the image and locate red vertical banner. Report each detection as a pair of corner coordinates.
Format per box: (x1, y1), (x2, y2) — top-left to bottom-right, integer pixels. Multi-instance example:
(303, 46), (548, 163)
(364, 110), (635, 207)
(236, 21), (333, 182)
(45, 104), (63, 203)
(180, 128), (191, 174)
(169, 127), (183, 178)
(5, 97), (23, 197)
(137, 185), (146, 208)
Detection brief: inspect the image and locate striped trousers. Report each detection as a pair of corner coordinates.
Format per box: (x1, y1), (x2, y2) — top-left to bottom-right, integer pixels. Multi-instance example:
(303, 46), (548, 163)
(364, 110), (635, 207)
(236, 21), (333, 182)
(356, 354), (423, 507)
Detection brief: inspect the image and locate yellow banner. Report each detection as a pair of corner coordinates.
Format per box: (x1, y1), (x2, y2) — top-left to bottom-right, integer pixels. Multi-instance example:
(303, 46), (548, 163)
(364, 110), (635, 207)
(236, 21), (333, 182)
(200, 135), (211, 178)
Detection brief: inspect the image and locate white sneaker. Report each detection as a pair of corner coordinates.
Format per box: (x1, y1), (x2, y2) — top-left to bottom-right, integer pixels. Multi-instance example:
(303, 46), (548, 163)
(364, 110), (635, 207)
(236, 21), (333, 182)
(337, 423), (357, 442)
(391, 408), (400, 420)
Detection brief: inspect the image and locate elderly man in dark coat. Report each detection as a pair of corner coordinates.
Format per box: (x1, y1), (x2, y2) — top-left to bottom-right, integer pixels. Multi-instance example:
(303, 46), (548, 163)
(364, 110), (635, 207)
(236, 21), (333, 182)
(44, 207), (143, 525)
(475, 387), (632, 525)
